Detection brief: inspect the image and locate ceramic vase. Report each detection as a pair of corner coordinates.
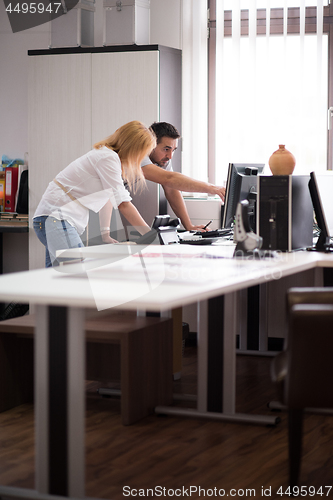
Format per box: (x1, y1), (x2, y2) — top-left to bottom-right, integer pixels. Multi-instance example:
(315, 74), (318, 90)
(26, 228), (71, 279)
(268, 145), (296, 175)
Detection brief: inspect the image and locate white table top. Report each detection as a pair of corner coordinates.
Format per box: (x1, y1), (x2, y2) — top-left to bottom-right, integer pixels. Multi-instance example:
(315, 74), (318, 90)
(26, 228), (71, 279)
(1, 244), (333, 312)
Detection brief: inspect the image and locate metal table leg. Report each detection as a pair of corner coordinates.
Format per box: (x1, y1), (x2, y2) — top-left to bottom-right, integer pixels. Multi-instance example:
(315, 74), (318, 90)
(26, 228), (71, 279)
(156, 292), (280, 426)
(35, 304), (85, 497)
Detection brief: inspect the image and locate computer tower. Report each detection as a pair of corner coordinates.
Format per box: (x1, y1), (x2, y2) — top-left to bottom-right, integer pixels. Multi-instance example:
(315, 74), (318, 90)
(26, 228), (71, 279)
(257, 175), (313, 251)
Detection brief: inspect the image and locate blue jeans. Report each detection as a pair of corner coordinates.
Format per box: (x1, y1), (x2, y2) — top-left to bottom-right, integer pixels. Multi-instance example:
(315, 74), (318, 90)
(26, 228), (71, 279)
(33, 216), (84, 268)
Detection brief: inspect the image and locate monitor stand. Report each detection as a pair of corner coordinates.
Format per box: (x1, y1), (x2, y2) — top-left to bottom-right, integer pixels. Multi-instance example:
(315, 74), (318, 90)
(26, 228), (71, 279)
(307, 231), (333, 252)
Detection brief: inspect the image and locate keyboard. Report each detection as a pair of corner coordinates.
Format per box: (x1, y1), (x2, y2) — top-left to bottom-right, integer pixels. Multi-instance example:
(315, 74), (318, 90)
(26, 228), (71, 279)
(179, 238), (218, 245)
(178, 228), (233, 246)
(194, 229), (233, 238)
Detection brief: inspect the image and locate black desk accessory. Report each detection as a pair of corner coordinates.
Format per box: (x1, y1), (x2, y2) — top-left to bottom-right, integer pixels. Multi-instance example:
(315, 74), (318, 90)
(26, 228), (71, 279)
(233, 200), (263, 257)
(131, 215), (180, 245)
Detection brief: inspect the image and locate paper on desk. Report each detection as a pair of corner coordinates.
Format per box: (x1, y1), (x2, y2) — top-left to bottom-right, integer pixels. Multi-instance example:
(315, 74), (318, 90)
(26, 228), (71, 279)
(84, 249), (269, 285)
(58, 245), (282, 311)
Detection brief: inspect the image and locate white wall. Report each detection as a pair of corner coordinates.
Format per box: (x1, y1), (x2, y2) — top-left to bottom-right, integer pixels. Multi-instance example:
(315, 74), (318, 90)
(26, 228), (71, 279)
(0, 3), (50, 274)
(150, 0), (182, 49)
(0, 3), (50, 160)
(0, 0), (182, 166)
(0, 0), (182, 274)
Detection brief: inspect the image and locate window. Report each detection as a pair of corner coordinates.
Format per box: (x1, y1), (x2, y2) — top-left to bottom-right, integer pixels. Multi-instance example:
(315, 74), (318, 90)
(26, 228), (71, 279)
(208, 0), (330, 185)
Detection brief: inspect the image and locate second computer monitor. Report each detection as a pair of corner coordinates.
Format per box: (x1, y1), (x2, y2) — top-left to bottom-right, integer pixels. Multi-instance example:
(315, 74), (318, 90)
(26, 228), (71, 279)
(309, 171), (333, 251)
(222, 163), (265, 230)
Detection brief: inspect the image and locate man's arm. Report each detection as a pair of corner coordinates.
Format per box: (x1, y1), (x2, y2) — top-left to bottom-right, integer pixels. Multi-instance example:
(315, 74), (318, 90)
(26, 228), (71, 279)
(142, 163), (225, 231)
(142, 163), (225, 201)
(162, 185), (206, 231)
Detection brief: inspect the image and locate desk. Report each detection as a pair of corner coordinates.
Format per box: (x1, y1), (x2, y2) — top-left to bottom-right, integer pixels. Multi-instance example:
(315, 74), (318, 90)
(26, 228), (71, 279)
(0, 245), (332, 498)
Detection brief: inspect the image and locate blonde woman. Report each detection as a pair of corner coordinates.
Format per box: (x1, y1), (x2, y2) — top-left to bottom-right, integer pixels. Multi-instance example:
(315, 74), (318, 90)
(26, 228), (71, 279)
(33, 121), (155, 267)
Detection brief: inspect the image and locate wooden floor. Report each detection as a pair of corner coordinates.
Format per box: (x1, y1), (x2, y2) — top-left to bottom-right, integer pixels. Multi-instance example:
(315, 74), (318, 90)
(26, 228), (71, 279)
(0, 345), (333, 499)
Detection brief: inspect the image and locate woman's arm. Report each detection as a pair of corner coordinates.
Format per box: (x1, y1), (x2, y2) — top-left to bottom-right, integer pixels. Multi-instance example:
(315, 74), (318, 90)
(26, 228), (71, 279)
(99, 200), (118, 243)
(118, 201), (150, 235)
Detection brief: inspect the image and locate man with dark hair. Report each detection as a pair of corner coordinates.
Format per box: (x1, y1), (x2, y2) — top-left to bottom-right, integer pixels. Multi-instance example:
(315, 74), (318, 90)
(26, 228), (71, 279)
(150, 122), (181, 141)
(140, 122), (225, 231)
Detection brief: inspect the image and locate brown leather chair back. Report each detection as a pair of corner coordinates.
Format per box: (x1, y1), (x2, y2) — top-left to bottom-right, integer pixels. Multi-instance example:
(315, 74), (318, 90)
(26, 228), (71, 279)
(285, 299), (333, 409)
(288, 287), (333, 308)
(271, 287), (333, 488)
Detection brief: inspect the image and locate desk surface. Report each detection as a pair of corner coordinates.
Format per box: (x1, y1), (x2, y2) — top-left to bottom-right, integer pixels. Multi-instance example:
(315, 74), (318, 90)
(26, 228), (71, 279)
(1, 243), (332, 498)
(0, 244), (331, 311)
(0, 215), (29, 233)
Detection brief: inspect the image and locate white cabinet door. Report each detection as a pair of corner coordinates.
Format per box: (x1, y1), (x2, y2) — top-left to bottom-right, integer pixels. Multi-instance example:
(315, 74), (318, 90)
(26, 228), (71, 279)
(91, 51), (161, 226)
(28, 53), (92, 269)
(91, 51), (159, 143)
(28, 49), (174, 268)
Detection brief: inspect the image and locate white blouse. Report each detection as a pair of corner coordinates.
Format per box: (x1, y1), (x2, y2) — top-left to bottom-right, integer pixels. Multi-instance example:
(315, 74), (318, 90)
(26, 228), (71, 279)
(34, 147), (132, 235)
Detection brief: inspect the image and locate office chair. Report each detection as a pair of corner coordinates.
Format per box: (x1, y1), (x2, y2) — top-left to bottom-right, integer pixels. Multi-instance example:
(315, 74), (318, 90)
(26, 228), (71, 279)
(271, 287), (333, 490)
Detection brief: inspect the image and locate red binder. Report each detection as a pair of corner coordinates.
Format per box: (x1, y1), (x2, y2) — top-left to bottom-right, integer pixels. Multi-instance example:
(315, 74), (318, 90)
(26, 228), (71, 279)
(5, 167), (19, 212)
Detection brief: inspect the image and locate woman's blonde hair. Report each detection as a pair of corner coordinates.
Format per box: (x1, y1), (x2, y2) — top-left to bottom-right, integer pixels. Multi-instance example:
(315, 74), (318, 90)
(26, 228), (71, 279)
(93, 121), (156, 191)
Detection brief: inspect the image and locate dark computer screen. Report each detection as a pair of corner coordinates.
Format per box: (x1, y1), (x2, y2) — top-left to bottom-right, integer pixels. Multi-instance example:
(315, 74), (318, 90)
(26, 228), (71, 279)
(222, 163), (265, 230)
(308, 171), (333, 251)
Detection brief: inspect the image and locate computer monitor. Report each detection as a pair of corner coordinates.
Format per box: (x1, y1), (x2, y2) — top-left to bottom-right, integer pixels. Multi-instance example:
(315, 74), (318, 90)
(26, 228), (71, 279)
(222, 163), (265, 230)
(308, 171), (333, 251)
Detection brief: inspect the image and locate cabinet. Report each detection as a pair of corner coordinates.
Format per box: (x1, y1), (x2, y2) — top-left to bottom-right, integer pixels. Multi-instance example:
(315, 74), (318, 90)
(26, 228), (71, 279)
(28, 45), (182, 269)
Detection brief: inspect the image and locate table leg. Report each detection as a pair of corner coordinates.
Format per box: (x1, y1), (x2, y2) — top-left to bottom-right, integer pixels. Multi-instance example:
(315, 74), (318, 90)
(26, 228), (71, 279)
(222, 292), (238, 414)
(155, 292), (279, 426)
(35, 305), (85, 497)
(207, 295), (224, 412)
(237, 284), (279, 357)
(238, 289), (248, 351)
(197, 300), (208, 412)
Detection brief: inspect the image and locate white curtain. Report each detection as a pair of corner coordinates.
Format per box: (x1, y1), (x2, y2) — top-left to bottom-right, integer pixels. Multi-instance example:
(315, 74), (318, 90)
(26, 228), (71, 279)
(215, 1), (327, 185)
(181, 0), (208, 182)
